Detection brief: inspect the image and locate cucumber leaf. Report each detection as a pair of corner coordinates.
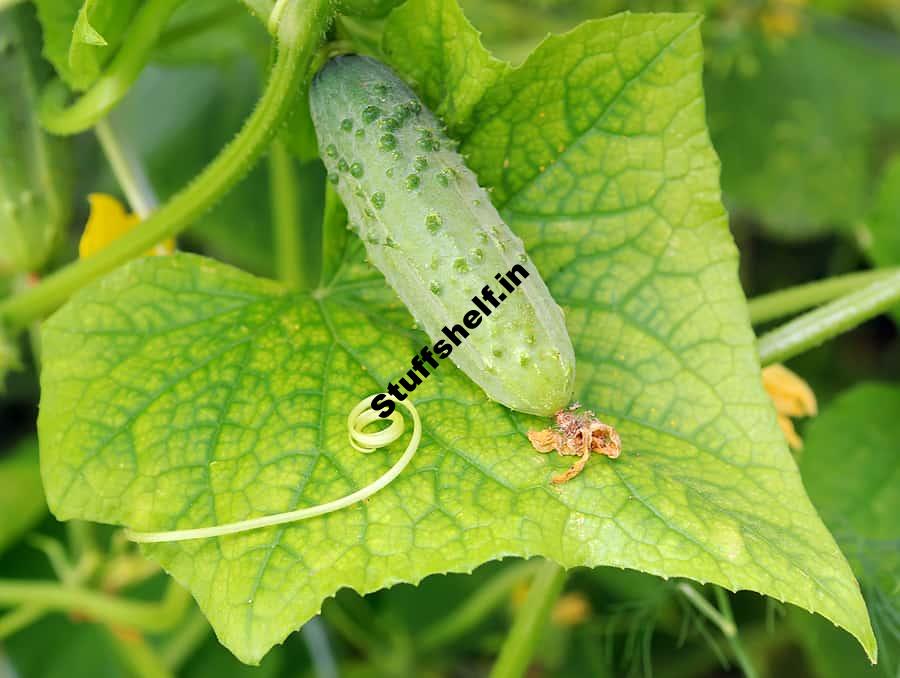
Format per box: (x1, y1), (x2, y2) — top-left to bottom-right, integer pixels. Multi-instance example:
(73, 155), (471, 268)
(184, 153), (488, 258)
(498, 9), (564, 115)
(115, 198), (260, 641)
(34, 0), (139, 91)
(383, 0), (508, 129)
(797, 384), (900, 677)
(39, 8), (875, 665)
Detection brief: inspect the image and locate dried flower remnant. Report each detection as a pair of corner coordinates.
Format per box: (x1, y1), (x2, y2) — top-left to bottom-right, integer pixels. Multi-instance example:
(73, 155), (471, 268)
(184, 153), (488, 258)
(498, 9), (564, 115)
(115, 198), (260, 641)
(762, 364), (818, 450)
(527, 403), (621, 484)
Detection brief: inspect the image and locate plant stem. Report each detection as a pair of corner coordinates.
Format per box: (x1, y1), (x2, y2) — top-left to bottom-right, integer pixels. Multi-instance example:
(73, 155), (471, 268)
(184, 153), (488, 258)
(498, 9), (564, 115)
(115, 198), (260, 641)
(678, 584), (758, 678)
(714, 587), (759, 678)
(757, 271), (900, 366)
(321, 598), (381, 656)
(0, 578), (190, 634)
(95, 118), (158, 218)
(0, 604), (45, 639)
(488, 559), (567, 678)
(0, 0), (332, 331)
(747, 269), (899, 325)
(301, 617), (339, 678)
(676, 583), (735, 636)
(269, 139), (307, 290)
(111, 631), (174, 678)
(39, 0), (186, 136)
(318, 183), (347, 287)
(158, 607), (210, 670)
(419, 560), (542, 652)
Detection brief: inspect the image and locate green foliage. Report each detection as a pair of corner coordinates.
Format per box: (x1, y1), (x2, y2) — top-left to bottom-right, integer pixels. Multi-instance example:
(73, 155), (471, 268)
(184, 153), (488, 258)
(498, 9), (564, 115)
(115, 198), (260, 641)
(383, 0), (508, 129)
(4, 614), (131, 678)
(798, 384), (900, 676)
(0, 437), (46, 555)
(862, 156), (900, 271)
(37, 8), (874, 665)
(152, 0), (270, 66)
(0, 323), (22, 389)
(34, 0), (140, 91)
(337, 0), (407, 19)
(705, 31), (874, 238)
(0, 5), (70, 277)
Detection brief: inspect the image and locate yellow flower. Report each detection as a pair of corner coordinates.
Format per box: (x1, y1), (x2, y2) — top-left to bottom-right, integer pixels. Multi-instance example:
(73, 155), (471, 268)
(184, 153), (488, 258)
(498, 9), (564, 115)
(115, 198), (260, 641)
(551, 592), (591, 627)
(78, 194), (174, 259)
(760, 0), (806, 38)
(762, 364), (817, 450)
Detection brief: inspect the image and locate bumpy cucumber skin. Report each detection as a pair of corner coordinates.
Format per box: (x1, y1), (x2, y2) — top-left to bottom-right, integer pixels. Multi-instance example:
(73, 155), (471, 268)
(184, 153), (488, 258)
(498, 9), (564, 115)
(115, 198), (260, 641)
(310, 56), (575, 417)
(0, 6), (69, 276)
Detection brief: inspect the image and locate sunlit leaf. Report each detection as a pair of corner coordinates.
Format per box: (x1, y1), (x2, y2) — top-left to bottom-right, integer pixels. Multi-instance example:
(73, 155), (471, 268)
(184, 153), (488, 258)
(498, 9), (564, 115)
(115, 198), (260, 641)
(39, 7), (874, 665)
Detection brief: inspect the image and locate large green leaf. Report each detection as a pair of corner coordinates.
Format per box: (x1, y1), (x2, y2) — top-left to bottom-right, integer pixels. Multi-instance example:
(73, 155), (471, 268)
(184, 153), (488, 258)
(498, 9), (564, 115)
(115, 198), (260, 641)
(39, 9), (874, 665)
(383, 0), (508, 129)
(34, 0), (140, 91)
(0, 437), (47, 555)
(797, 384), (900, 676)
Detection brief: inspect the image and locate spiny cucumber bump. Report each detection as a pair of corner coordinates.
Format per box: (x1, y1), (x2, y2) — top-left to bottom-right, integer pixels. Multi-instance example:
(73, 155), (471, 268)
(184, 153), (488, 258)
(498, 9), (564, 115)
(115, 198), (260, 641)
(310, 55), (576, 417)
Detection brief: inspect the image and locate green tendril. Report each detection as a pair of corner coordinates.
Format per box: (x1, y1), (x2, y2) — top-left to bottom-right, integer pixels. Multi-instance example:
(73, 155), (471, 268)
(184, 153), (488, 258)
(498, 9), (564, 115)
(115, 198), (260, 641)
(125, 396), (421, 543)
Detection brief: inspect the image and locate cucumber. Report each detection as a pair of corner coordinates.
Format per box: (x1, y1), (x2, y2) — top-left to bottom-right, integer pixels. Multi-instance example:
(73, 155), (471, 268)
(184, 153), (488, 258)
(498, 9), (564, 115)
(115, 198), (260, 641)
(0, 5), (70, 277)
(309, 56), (575, 417)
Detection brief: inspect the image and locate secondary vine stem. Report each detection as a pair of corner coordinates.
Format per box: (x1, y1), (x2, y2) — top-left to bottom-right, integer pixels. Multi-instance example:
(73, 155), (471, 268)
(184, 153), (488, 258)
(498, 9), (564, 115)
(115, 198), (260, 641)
(678, 584), (758, 678)
(95, 118), (159, 218)
(714, 588), (759, 678)
(0, 578), (191, 634)
(757, 271), (900, 366)
(269, 139), (307, 290)
(419, 560), (543, 652)
(489, 559), (567, 678)
(747, 269), (900, 325)
(39, 0), (186, 136)
(0, 0), (332, 330)
(318, 183), (347, 287)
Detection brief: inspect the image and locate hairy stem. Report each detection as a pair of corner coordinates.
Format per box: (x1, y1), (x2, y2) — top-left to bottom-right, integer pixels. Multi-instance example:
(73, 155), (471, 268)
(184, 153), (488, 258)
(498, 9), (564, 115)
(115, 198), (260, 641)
(747, 269), (899, 325)
(489, 559), (567, 678)
(757, 271), (900, 365)
(0, 0), (332, 330)
(269, 139), (307, 290)
(39, 0), (186, 136)
(0, 578), (191, 634)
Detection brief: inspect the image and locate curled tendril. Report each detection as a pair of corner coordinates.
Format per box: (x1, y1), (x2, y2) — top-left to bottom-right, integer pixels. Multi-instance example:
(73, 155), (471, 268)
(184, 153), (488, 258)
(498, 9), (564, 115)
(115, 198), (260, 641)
(125, 396), (420, 543)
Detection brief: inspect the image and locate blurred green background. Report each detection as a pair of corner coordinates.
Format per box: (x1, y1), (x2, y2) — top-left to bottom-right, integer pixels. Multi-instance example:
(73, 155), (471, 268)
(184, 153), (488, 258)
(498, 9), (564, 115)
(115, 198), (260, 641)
(1, 0), (898, 676)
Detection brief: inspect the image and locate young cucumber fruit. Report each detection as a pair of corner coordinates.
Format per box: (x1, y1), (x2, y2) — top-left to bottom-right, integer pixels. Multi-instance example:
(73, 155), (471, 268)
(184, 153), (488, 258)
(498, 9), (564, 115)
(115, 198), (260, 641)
(0, 6), (69, 276)
(310, 56), (575, 417)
